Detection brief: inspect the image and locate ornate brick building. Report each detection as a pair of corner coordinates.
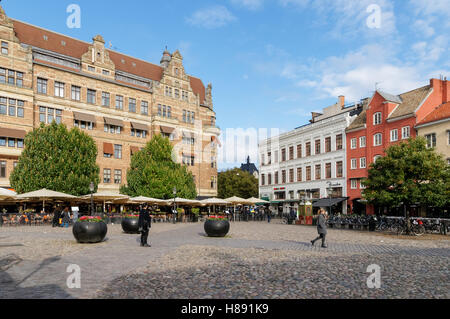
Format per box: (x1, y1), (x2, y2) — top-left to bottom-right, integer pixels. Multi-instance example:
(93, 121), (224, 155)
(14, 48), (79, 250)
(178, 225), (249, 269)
(0, 6), (219, 198)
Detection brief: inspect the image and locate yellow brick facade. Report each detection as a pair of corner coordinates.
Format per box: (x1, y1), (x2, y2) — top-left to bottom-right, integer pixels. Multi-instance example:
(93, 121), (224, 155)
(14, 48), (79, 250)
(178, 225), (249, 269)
(0, 6), (219, 198)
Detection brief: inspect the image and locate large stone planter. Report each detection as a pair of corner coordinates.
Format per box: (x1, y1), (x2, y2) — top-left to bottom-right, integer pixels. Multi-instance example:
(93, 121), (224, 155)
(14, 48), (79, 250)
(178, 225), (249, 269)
(73, 221), (107, 244)
(204, 219), (230, 237)
(122, 218), (140, 234)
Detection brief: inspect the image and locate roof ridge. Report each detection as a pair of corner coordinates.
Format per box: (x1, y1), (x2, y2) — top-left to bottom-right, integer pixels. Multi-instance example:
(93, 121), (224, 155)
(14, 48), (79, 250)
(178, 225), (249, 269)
(399, 84), (431, 97)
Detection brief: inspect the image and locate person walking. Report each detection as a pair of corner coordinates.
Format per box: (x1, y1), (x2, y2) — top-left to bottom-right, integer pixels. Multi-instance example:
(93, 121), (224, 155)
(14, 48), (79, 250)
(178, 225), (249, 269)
(52, 207), (61, 227)
(138, 205), (152, 247)
(311, 209), (328, 248)
(61, 207), (71, 228)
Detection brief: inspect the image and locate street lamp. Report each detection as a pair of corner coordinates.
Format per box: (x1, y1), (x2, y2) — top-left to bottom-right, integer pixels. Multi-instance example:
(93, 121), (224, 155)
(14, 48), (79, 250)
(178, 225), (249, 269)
(173, 187), (177, 224)
(326, 183), (333, 216)
(89, 182), (95, 216)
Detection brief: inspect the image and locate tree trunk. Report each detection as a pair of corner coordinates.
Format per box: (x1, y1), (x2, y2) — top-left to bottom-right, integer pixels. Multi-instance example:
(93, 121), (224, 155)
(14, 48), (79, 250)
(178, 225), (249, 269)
(404, 204), (411, 235)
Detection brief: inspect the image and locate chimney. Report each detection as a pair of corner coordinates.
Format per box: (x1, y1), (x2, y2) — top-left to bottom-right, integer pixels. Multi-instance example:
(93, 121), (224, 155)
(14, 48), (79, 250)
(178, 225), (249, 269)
(338, 96), (345, 109)
(444, 77), (449, 104)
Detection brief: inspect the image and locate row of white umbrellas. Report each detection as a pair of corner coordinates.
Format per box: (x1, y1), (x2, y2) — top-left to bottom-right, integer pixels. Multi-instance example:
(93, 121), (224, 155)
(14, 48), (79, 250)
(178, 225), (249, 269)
(1, 188), (269, 207)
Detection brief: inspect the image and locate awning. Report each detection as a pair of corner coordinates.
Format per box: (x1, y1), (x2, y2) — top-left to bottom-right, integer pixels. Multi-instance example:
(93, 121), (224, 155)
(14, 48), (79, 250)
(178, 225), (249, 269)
(73, 111), (96, 123)
(212, 136), (222, 147)
(183, 131), (195, 138)
(131, 122), (149, 131)
(313, 197), (348, 208)
(103, 143), (114, 154)
(130, 146), (140, 154)
(0, 127), (27, 139)
(104, 117), (124, 127)
(160, 126), (175, 134)
(182, 152), (196, 157)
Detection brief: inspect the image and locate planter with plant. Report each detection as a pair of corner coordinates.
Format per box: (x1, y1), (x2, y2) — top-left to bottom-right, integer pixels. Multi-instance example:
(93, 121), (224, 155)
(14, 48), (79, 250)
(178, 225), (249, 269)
(73, 216), (107, 244)
(121, 214), (140, 234)
(204, 215), (230, 237)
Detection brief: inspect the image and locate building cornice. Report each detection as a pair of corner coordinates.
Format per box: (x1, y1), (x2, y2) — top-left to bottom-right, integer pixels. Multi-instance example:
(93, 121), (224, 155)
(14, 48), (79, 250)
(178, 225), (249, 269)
(416, 117), (450, 129)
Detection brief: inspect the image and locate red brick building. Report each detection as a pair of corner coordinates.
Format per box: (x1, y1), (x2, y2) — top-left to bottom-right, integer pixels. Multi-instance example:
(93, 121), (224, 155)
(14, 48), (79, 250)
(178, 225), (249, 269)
(346, 78), (450, 215)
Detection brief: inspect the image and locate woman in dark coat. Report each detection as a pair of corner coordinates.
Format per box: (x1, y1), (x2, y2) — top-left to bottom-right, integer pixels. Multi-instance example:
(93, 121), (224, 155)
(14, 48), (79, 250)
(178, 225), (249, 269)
(311, 209), (328, 248)
(52, 208), (61, 227)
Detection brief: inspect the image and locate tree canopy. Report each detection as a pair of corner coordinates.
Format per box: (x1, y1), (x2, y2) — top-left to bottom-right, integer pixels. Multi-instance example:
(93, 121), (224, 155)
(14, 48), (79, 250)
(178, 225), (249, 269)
(10, 122), (100, 196)
(121, 134), (197, 199)
(362, 137), (450, 209)
(218, 168), (259, 199)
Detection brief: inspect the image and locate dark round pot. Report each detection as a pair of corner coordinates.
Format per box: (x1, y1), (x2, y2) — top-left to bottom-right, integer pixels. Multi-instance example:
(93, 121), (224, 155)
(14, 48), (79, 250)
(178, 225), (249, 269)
(204, 219), (230, 237)
(73, 221), (107, 244)
(122, 218), (140, 234)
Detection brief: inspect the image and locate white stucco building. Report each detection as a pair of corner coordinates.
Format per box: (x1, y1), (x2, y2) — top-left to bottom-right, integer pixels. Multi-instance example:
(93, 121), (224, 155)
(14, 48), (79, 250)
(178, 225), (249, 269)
(258, 96), (366, 215)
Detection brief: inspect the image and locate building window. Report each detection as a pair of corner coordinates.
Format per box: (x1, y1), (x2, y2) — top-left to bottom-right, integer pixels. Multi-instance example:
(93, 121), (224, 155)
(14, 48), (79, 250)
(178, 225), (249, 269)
(360, 179), (366, 190)
(129, 98), (136, 113)
(448, 131), (450, 145)
(297, 145), (302, 158)
(306, 166), (311, 181)
(39, 107), (62, 124)
(141, 101), (149, 115)
(174, 89), (180, 99)
(390, 129), (398, 142)
(261, 174), (265, 186)
(315, 140), (321, 155)
(268, 173), (272, 185)
(71, 86), (81, 101)
(88, 66), (95, 72)
(351, 159), (357, 170)
(182, 155), (195, 166)
(336, 135), (343, 150)
(182, 91), (188, 101)
(360, 136), (366, 148)
(289, 146), (294, 160)
(281, 148), (286, 162)
(297, 167), (302, 182)
(326, 163), (332, 179)
(102, 92), (110, 107)
(17, 100), (24, 118)
(374, 133), (382, 146)
(211, 176), (217, 189)
(54, 81), (65, 98)
(103, 169), (111, 184)
(87, 89), (96, 104)
(282, 170), (286, 184)
(74, 120), (93, 130)
(104, 124), (121, 135)
(306, 142), (311, 157)
(274, 151), (279, 164)
(131, 129), (147, 139)
(114, 170), (122, 184)
(402, 126), (410, 139)
(0, 161), (6, 178)
(8, 138), (15, 148)
(425, 133), (437, 148)
(315, 165), (321, 180)
(1, 41), (8, 55)
(274, 172), (279, 184)
(373, 112), (382, 125)
(102, 70), (110, 76)
(325, 137), (331, 153)
(116, 95), (124, 110)
(351, 179), (358, 190)
(374, 155), (382, 163)
(114, 145), (122, 159)
(37, 78), (47, 94)
(289, 169), (294, 183)
(351, 138), (357, 149)
(267, 152), (272, 165)
(360, 157), (367, 169)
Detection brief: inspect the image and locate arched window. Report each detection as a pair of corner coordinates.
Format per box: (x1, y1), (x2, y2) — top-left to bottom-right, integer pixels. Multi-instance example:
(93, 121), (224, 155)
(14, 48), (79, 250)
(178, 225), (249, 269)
(373, 133), (382, 146)
(373, 112), (382, 125)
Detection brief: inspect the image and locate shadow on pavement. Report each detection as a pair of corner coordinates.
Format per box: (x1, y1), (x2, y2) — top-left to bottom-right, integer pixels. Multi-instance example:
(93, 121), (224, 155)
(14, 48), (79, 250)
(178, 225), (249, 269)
(0, 254), (74, 299)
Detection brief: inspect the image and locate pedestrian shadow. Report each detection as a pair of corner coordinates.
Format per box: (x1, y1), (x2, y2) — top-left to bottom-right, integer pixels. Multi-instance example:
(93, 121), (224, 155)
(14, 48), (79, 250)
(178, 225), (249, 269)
(0, 254), (74, 299)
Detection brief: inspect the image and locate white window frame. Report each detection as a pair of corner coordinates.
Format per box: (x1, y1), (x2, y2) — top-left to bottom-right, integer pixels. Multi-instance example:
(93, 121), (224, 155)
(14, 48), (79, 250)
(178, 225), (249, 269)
(374, 155), (382, 163)
(351, 179), (358, 190)
(360, 157), (366, 169)
(359, 136), (366, 148)
(374, 133), (382, 146)
(390, 129), (398, 142)
(351, 159), (357, 170)
(373, 112), (382, 125)
(351, 138), (357, 149)
(54, 81), (65, 98)
(402, 126), (410, 139)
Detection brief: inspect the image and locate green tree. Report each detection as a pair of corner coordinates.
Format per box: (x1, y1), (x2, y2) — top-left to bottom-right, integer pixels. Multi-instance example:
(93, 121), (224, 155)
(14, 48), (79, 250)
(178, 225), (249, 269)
(121, 134), (197, 199)
(10, 122), (100, 196)
(218, 168), (259, 199)
(362, 137), (450, 232)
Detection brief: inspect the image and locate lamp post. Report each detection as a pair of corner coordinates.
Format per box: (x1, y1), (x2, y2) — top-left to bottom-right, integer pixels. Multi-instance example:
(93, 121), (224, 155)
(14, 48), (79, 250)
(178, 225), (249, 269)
(326, 183), (333, 216)
(89, 182), (95, 216)
(173, 187), (177, 224)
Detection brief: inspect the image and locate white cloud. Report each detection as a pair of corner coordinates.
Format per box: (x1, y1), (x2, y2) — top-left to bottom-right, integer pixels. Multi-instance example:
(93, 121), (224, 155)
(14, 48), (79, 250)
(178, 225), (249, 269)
(230, 0), (265, 11)
(186, 6), (236, 29)
(413, 19), (435, 38)
(279, 0), (397, 39)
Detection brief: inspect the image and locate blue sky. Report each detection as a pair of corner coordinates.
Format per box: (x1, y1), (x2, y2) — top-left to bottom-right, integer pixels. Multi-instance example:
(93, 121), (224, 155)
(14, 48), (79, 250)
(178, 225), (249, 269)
(3, 0), (450, 169)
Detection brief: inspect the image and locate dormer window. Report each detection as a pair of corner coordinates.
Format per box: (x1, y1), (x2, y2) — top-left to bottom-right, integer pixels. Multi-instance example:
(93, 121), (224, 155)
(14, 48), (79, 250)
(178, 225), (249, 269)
(373, 112), (382, 125)
(43, 35), (48, 41)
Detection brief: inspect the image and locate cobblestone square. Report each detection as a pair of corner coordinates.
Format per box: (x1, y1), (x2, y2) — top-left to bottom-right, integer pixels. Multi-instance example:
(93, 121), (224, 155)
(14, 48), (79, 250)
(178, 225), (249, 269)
(0, 222), (449, 299)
